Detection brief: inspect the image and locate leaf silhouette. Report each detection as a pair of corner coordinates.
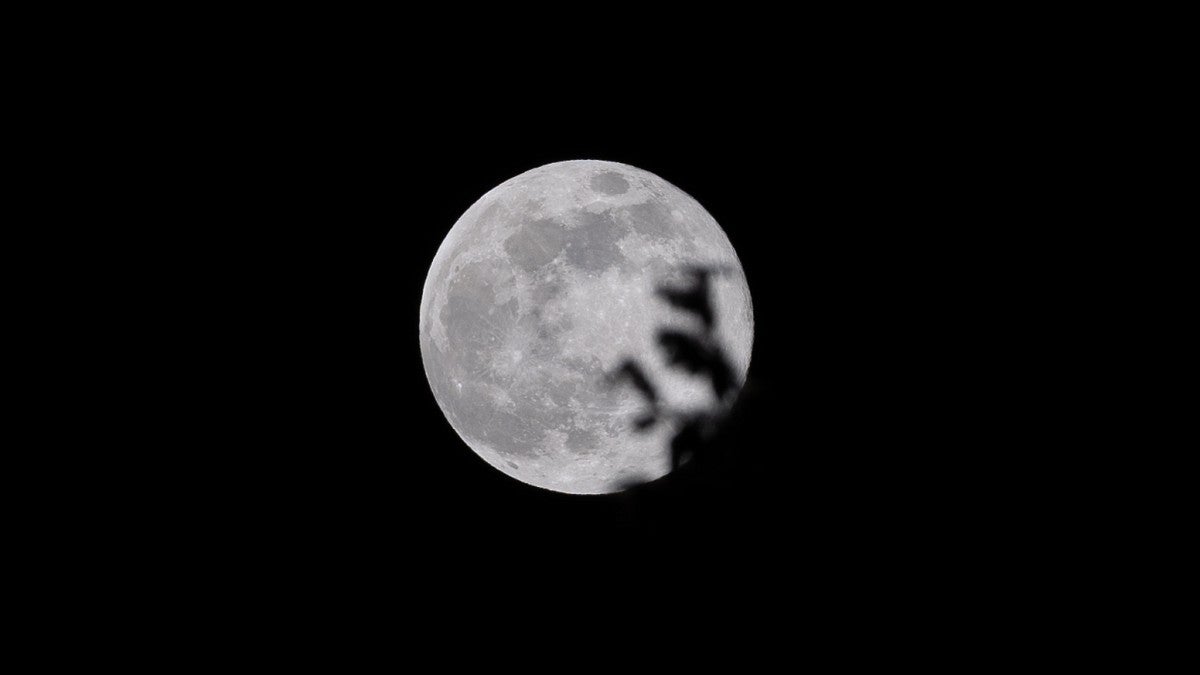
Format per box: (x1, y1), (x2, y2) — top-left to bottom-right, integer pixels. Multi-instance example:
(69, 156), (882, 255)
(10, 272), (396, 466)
(633, 414), (659, 432)
(606, 359), (659, 405)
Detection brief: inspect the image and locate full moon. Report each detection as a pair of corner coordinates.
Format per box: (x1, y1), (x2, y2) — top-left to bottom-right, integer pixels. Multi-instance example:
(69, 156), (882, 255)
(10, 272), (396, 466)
(420, 160), (753, 494)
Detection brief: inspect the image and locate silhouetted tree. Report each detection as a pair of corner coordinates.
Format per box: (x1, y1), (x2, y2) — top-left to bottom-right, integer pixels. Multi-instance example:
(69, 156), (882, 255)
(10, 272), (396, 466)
(606, 360), (662, 431)
(605, 264), (741, 478)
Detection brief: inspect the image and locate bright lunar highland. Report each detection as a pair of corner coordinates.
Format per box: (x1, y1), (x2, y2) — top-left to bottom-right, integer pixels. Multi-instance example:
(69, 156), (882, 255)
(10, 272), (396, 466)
(419, 160), (753, 494)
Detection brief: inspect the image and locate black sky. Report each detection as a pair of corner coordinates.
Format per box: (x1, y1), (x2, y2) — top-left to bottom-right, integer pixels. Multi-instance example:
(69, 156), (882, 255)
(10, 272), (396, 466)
(154, 57), (1042, 593)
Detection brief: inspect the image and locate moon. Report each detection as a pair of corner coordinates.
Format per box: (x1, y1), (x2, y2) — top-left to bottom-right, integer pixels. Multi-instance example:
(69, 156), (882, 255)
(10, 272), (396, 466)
(419, 160), (753, 494)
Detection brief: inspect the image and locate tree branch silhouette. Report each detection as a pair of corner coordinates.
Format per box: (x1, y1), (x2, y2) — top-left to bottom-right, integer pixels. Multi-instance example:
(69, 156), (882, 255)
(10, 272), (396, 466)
(605, 264), (741, 479)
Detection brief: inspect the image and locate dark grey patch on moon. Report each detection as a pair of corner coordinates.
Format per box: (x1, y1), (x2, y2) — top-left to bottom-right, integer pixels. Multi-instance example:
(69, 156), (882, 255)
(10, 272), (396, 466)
(590, 172), (630, 195)
(564, 211), (629, 271)
(624, 201), (677, 240)
(516, 310), (572, 362)
(476, 201), (502, 228)
(506, 460), (520, 470)
(503, 218), (566, 271)
(439, 260), (518, 374)
(566, 426), (600, 453)
(562, 353), (604, 377)
(467, 398), (541, 459)
(530, 276), (565, 306)
(541, 376), (581, 407)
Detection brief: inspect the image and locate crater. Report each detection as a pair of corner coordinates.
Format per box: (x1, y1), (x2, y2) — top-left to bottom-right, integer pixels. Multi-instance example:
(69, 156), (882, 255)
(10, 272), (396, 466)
(590, 171), (630, 195)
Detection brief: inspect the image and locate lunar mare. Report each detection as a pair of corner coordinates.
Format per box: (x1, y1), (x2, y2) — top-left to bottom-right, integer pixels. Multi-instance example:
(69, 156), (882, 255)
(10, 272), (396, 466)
(420, 160), (753, 494)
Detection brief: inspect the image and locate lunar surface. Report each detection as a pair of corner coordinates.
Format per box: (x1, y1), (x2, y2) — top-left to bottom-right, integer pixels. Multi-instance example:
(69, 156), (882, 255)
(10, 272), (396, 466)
(419, 160), (753, 494)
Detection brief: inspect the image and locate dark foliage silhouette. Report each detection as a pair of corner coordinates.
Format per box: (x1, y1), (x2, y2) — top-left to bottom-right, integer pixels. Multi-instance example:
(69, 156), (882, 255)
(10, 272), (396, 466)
(607, 360), (660, 407)
(605, 360), (662, 431)
(657, 329), (736, 401)
(654, 264), (732, 330)
(606, 264), (744, 482)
